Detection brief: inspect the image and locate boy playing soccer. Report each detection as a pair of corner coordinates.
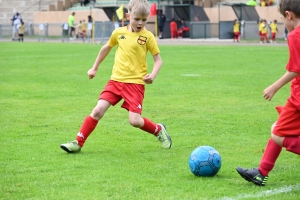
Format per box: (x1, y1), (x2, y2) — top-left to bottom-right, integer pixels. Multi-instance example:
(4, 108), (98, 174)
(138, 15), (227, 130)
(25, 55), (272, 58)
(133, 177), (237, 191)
(236, 0), (300, 186)
(60, 0), (172, 153)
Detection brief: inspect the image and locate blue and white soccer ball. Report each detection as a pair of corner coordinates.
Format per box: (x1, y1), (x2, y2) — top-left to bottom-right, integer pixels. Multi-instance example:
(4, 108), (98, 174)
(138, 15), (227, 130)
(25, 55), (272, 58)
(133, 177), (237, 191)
(188, 146), (222, 177)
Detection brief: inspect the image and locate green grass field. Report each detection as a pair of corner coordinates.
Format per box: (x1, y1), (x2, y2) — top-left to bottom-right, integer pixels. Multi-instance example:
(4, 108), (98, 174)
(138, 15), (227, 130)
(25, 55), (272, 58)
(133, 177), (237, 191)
(1, 42), (299, 200)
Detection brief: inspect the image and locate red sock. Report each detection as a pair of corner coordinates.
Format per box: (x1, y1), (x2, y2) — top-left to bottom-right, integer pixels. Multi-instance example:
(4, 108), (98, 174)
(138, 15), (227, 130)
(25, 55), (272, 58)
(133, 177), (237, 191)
(140, 118), (161, 135)
(283, 137), (300, 155)
(76, 116), (98, 147)
(258, 139), (282, 176)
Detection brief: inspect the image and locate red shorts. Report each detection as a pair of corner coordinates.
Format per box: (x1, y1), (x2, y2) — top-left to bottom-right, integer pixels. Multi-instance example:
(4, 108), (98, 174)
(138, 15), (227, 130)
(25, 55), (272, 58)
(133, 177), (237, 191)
(234, 32), (240, 36)
(99, 80), (145, 114)
(273, 101), (300, 137)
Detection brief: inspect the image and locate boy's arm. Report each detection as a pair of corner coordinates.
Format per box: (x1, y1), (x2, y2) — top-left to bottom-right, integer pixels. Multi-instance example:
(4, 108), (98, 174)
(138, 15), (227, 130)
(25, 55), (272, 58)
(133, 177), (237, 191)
(143, 53), (162, 84)
(87, 42), (112, 79)
(263, 71), (298, 101)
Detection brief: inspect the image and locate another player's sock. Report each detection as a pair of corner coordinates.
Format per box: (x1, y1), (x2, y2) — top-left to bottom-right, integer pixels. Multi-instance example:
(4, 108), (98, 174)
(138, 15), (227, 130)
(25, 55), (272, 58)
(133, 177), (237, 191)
(258, 139), (282, 176)
(283, 137), (300, 155)
(76, 115), (98, 147)
(140, 118), (161, 135)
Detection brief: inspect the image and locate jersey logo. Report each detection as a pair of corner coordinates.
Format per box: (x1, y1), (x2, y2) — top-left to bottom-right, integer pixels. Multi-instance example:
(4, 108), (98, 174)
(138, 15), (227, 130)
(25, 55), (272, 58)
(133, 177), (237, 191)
(137, 36), (147, 45)
(119, 35), (126, 39)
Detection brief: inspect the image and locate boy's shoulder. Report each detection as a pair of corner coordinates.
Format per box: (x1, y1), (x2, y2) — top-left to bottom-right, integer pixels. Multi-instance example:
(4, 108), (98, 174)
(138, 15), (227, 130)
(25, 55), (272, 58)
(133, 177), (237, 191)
(289, 26), (300, 37)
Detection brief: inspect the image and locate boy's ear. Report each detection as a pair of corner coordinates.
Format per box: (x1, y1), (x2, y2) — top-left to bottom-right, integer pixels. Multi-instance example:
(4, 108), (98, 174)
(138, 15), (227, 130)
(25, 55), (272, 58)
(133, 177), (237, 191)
(285, 11), (293, 20)
(125, 13), (130, 20)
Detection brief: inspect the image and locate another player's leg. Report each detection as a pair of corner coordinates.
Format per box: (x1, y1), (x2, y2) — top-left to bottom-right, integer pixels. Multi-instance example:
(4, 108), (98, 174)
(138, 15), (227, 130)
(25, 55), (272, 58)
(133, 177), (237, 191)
(236, 121), (282, 186)
(60, 99), (111, 153)
(272, 102), (300, 155)
(236, 138), (281, 186)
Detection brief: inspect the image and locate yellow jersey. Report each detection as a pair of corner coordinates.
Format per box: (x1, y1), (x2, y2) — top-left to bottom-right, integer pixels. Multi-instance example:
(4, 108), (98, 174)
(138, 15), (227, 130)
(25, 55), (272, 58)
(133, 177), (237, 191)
(82, 22), (87, 31)
(108, 26), (160, 84)
(258, 22), (263, 32)
(77, 24), (82, 33)
(260, 23), (268, 34)
(270, 22), (277, 33)
(18, 25), (24, 34)
(233, 22), (240, 32)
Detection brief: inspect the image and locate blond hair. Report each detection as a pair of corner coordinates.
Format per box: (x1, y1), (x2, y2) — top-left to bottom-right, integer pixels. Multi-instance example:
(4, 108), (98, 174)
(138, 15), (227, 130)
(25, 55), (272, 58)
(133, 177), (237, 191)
(127, 0), (150, 15)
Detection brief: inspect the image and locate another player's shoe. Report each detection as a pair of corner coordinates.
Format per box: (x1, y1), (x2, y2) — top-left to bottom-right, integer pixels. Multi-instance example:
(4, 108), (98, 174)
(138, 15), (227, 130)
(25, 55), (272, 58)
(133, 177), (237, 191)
(236, 167), (268, 186)
(157, 124), (172, 149)
(60, 140), (81, 153)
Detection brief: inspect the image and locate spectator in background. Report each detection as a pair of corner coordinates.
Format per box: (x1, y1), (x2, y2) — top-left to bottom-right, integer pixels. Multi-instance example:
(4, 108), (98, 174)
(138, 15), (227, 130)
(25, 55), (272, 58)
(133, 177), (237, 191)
(90, 0), (96, 7)
(258, 19), (263, 38)
(80, 0), (90, 6)
(11, 12), (22, 41)
(260, 0), (266, 6)
(68, 12), (76, 39)
(260, 19), (269, 43)
(284, 27), (288, 40)
(18, 21), (24, 42)
(76, 20), (84, 40)
(177, 19), (189, 38)
(269, 19), (278, 43)
(268, 0), (275, 6)
(170, 18), (177, 39)
(233, 19), (241, 42)
(82, 19), (87, 39)
(158, 10), (166, 39)
(88, 15), (93, 37)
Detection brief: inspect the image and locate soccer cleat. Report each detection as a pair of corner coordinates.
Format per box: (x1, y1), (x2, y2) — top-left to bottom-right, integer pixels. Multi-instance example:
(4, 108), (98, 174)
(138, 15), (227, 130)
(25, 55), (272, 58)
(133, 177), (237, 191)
(60, 140), (81, 153)
(157, 124), (172, 149)
(236, 167), (268, 186)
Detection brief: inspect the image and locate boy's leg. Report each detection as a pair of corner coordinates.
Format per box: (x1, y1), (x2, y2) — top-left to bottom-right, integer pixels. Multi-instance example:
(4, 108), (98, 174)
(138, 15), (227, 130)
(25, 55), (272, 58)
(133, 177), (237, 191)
(60, 99), (111, 153)
(76, 115), (99, 146)
(236, 138), (281, 186)
(258, 139), (282, 176)
(273, 102), (300, 154)
(76, 99), (111, 146)
(140, 117), (172, 149)
(122, 81), (172, 149)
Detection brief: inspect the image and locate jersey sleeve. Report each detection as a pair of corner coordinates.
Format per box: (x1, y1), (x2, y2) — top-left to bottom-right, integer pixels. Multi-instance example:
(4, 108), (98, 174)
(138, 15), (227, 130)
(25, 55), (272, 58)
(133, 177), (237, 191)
(108, 29), (118, 48)
(286, 34), (300, 73)
(147, 33), (160, 56)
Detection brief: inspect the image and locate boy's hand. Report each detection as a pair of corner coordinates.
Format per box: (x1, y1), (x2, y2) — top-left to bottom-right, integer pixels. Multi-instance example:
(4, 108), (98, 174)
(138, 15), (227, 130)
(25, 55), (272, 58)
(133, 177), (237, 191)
(263, 85), (277, 101)
(143, 74), (155, 84)
(87, 68), (97, 79)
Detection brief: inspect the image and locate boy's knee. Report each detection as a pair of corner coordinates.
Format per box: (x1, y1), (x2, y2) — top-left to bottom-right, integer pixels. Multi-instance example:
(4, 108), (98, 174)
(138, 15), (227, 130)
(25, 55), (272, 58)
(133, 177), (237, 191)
(271, 133), (284, 146)
(129, 119), (140, 128)
(91, 107), (104, 120)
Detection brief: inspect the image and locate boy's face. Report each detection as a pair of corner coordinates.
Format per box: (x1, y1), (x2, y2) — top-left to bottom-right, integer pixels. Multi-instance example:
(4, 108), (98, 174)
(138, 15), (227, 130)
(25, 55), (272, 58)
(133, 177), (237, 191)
(126, 12), (148, 32)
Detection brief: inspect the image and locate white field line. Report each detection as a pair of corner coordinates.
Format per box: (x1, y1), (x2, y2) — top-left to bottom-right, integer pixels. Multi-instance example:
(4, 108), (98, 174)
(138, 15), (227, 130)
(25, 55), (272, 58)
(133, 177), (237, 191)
(218, 184), (300, 200)
(182, 74), (200, 76)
